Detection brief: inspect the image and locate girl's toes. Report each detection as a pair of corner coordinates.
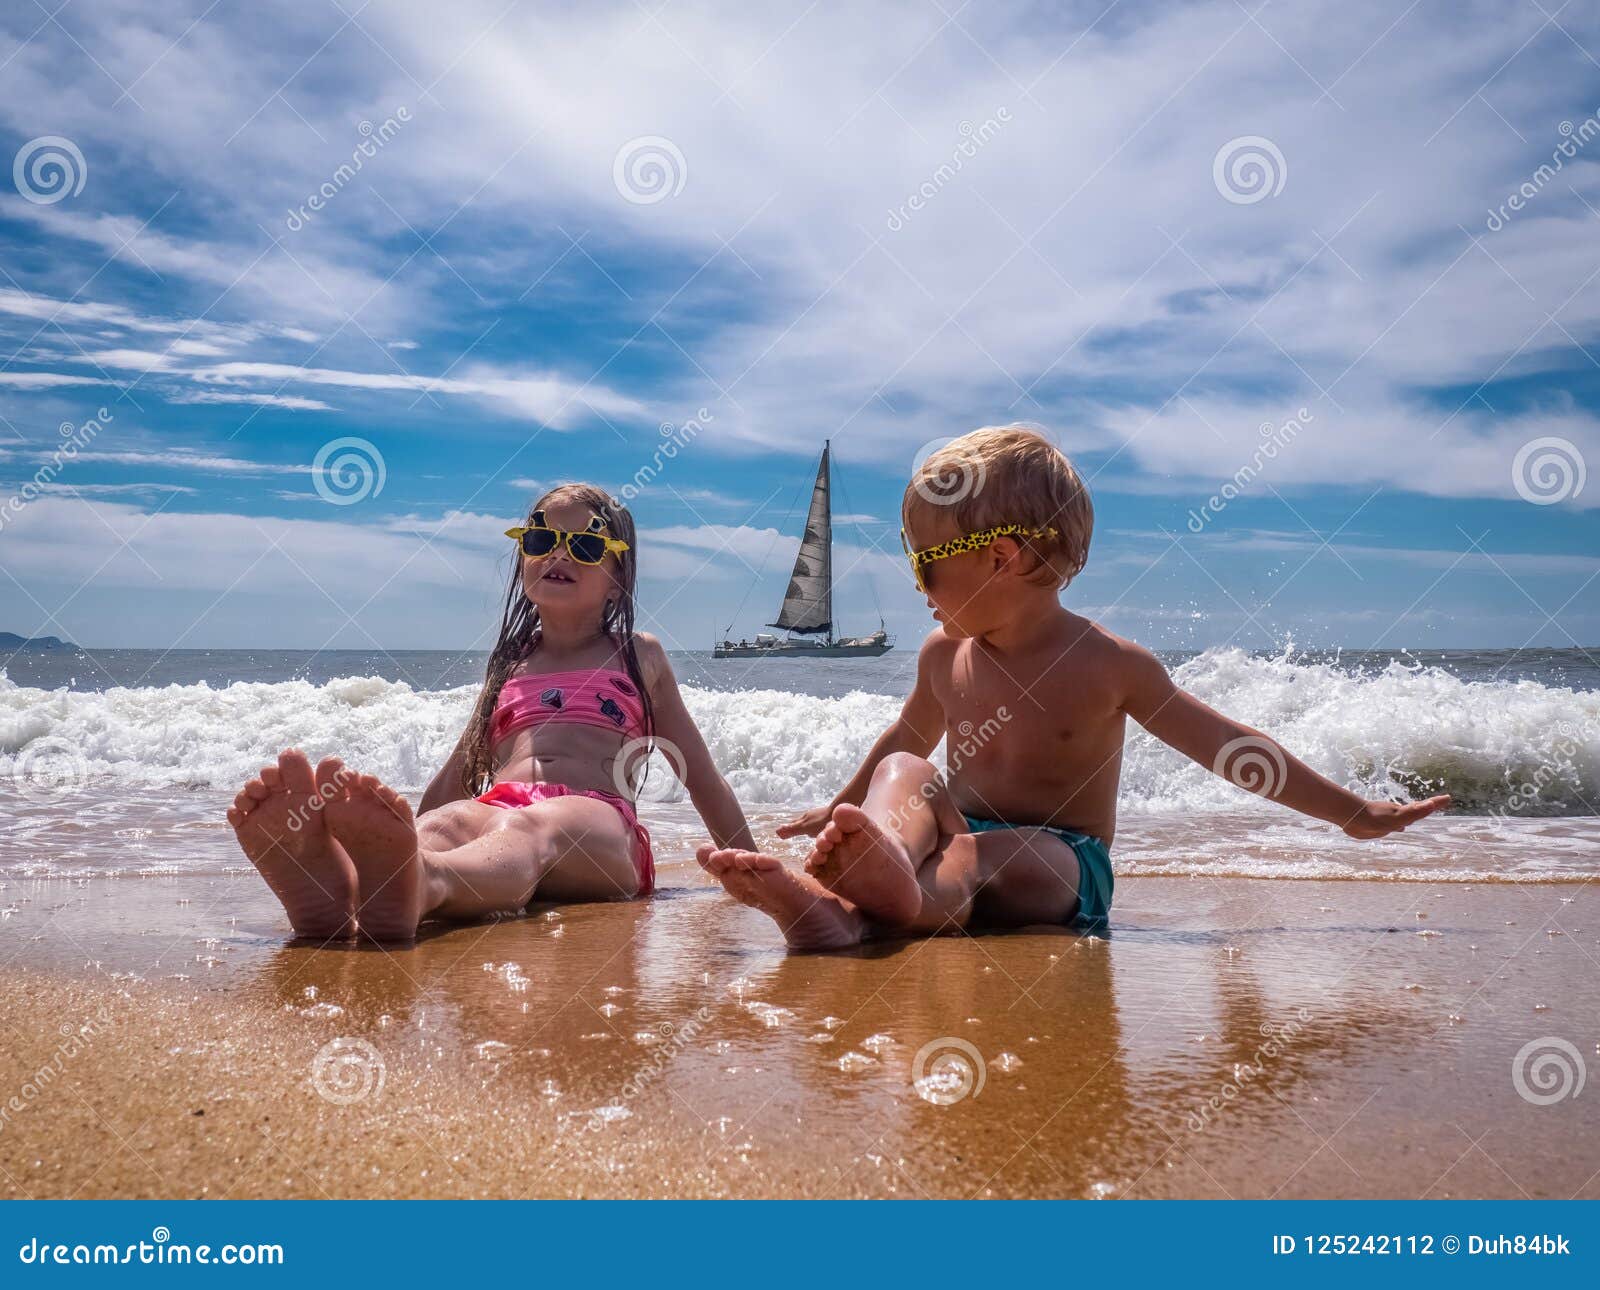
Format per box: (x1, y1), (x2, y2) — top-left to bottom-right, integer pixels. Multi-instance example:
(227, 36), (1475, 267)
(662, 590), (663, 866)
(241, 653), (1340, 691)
(244, 779), (269, 800)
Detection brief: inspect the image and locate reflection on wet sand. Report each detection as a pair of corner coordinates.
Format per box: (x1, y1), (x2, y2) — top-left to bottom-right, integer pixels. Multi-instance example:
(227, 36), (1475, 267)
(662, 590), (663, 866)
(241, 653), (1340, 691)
(1, 869), (1597, 1199)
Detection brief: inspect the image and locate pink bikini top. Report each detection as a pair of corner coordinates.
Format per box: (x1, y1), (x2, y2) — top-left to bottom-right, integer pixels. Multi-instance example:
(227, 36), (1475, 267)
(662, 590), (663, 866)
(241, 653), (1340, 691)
(490, 668), (648, 746)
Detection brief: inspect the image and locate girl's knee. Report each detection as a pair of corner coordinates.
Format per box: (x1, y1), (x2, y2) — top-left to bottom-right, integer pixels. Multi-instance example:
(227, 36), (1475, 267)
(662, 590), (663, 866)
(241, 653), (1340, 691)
(418, 797), (495, 844)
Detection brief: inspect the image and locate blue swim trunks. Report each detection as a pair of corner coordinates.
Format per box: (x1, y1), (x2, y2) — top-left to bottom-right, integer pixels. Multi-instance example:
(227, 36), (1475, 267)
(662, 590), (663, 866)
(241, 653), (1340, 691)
(961, 815), (1114, 926)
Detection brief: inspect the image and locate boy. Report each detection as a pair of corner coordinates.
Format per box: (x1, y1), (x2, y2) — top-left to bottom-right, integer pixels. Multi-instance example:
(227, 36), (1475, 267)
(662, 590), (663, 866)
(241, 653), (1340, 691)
(697, 425), (1449, 949)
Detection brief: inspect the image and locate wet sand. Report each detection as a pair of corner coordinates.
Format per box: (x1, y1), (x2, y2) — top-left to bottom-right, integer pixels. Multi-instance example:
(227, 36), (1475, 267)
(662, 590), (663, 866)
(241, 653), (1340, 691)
(1, 855), (1596, 1199)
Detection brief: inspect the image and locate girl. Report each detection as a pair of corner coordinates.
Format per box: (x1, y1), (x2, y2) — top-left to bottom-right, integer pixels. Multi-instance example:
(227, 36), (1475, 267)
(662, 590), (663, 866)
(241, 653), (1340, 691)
(228, 483), (754, 942)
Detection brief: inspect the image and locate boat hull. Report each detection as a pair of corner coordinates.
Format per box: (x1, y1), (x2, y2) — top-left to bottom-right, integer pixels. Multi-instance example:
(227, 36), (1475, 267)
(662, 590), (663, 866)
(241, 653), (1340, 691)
(712, 642), (893, 659)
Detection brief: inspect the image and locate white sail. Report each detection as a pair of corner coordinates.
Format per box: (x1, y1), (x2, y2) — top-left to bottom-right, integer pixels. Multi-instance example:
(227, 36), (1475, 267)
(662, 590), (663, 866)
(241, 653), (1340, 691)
(769, 443), (832, 635)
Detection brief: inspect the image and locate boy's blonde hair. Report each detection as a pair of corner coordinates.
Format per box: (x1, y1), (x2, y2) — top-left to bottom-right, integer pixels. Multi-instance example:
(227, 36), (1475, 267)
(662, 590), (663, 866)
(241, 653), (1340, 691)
(902, 424), (1093, 588)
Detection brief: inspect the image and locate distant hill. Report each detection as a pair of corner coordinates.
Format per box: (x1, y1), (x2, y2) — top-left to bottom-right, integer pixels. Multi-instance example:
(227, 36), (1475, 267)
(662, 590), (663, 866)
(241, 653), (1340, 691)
(0, 632), (76, 651)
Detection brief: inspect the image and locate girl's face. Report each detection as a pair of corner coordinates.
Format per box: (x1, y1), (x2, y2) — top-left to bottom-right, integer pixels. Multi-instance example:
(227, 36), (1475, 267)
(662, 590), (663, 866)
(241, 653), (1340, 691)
(519, 496), (623, 622)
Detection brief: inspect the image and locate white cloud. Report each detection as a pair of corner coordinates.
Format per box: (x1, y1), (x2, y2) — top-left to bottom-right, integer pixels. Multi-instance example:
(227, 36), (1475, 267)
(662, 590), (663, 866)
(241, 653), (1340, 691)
(62, 449), (308, 474)
(190, 360), (645, 427)
(166, 391), (334, 411)
(1102, 397), (1600, 508)
(0, 495), (493, 598)
(0, 0), (1593, 598)
(30, 481), (197, 497)
(0, 372), (114, 389)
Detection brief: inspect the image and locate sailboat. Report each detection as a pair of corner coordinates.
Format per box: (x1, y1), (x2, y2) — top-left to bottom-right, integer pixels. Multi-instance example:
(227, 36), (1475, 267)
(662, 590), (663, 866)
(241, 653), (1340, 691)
(713, 441), (894, 659)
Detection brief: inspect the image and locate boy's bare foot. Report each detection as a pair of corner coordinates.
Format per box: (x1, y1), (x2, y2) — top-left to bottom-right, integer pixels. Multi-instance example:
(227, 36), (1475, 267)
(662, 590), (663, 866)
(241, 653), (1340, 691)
(324, 768), (426, 943)
(803, 804), (922, 925)
(697, 846), (866, 951)
(227, 749), (358, 941)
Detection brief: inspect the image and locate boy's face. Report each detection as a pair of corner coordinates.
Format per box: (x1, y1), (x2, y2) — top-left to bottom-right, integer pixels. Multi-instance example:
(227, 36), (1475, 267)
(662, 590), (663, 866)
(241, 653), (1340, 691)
(905, 515), (1022, 638)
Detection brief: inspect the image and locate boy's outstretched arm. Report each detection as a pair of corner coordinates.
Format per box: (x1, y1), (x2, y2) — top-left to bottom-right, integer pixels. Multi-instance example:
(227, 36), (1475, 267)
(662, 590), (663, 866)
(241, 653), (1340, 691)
(1119, 644), (1449, 838)
(776, 630), (947, 837)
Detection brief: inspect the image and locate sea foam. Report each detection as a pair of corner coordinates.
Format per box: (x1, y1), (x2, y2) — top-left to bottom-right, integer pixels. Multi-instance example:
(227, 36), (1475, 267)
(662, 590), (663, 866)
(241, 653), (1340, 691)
(0, 648), (1595, 815)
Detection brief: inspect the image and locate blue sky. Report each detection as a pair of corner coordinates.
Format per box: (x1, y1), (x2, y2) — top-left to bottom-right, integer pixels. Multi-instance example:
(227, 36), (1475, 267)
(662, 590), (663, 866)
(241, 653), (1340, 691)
(0, 0), (1596, 654)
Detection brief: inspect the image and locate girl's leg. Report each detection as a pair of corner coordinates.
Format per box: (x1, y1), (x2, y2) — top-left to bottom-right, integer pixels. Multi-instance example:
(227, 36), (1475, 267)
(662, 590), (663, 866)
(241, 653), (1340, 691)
(226, 748), (359, 940)
(323, 771), (640, 942)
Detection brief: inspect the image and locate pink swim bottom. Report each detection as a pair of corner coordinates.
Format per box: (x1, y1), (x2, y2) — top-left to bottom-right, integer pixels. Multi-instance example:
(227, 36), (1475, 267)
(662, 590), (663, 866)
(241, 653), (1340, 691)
(475, 781), (655, 896)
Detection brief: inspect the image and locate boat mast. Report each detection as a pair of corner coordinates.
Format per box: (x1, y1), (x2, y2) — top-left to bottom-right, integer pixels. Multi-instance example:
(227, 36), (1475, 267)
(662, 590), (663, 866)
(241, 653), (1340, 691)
(824, 439), (834, 645)
(768, 441), (834, 642)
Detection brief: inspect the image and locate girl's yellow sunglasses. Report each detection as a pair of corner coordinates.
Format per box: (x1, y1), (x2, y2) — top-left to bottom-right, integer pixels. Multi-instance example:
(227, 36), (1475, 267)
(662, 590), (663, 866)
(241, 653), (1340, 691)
(901, 523), (1056, 592)
(505, 511), (629, 565)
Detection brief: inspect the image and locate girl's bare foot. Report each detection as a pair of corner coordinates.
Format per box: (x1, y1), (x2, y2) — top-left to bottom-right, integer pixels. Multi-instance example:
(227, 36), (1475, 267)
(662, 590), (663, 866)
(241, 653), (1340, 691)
(803, 804), (922, 925)
(697, 845), (866, 950)
(227, 749), (358, 941)
(324, 770), (426, 943)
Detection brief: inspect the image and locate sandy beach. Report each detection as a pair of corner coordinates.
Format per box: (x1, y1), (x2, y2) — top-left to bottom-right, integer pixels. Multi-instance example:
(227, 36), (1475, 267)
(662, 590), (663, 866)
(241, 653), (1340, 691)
(3, 830), (1594, 1200)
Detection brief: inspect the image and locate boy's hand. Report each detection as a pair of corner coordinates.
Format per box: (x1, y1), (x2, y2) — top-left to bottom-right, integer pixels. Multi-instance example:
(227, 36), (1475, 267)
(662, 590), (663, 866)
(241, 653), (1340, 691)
(1342, 794), (1451, 839)
(776, 806), (833, 838)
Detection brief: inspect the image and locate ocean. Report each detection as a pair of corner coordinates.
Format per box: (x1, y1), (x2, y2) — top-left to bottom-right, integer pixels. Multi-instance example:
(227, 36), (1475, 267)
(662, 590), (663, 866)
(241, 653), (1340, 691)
(2, 645), (1597, 885)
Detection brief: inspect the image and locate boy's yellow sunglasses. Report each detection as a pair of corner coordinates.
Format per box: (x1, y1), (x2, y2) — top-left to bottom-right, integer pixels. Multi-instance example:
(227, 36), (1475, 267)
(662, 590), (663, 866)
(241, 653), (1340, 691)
(900, 523), (1056, 592)
(506, 511), (630, 565)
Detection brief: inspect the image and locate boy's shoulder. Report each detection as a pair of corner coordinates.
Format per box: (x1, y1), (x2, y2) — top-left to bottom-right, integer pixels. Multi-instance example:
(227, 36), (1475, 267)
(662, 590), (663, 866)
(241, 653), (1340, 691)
(1055, 611), (1164, 671)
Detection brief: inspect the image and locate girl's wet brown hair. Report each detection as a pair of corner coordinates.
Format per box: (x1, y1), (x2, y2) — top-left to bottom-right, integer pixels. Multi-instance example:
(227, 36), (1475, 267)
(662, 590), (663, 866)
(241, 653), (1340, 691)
(459, 483), (654, 796)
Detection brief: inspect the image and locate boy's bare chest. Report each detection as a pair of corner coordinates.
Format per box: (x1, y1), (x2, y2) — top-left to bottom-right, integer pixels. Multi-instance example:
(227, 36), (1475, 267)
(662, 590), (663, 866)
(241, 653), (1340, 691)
(938, 650), (1110, 750)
